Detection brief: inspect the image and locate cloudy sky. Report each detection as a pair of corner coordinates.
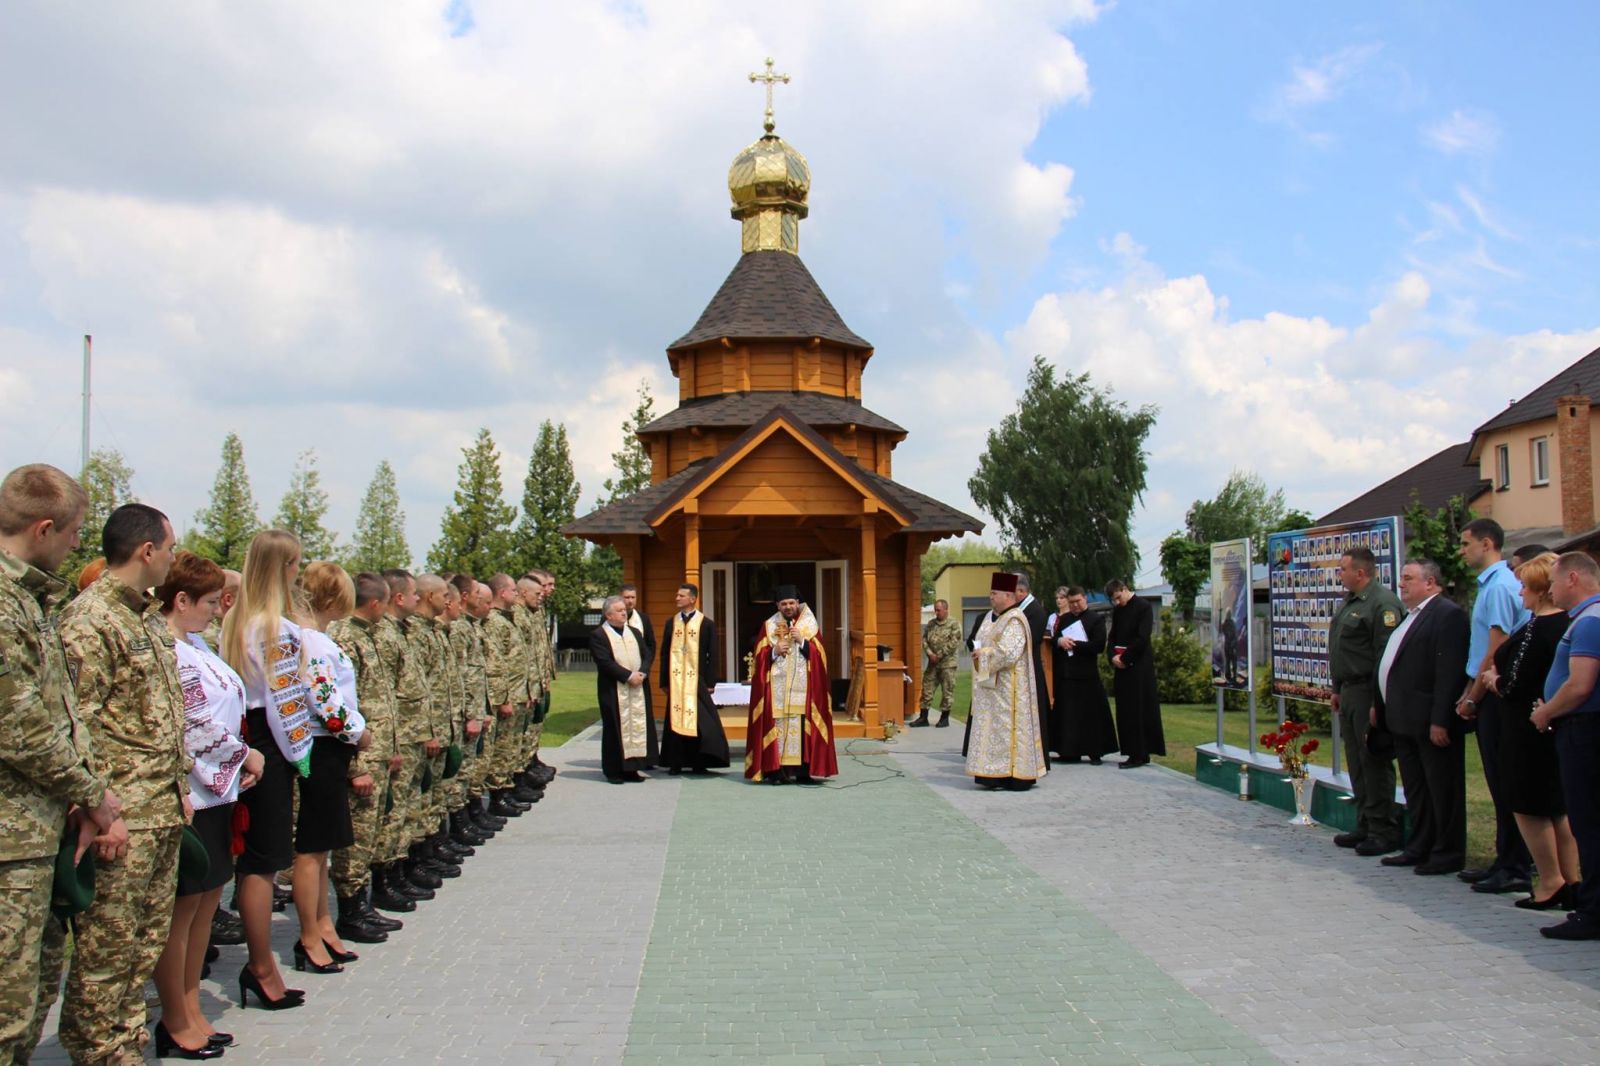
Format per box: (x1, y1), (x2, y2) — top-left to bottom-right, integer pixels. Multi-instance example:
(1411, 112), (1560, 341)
(4, 1), (1598, 581)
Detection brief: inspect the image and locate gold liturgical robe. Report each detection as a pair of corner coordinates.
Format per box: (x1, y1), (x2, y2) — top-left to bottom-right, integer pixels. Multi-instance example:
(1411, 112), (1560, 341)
(966, 607), (1047, 782)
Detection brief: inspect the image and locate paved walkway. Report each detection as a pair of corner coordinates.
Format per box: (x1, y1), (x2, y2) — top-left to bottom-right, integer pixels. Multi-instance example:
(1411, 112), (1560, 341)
(31, 723), (1600, 1064)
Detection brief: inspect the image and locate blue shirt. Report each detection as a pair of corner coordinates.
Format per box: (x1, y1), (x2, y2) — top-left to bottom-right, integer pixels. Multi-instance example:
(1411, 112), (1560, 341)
(1468, 559), (1529, 678)
(1543, 592), (1600, 716)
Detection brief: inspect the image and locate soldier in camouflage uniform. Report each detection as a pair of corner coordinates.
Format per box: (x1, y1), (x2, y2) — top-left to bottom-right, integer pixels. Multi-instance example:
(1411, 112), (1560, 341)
(328, 571), (406, 935)
(440, 582), (489, 847)
(58, 503), (187, 1065)
(483, 575), (531, 818)
(532, 569), (560, 777)
(909, 599), (963, 728)
(0, 465), (120, 1066)
(409, 576), (465, 873)
(512, 578), (549, 801)
(453, 577), (506, 837)
(376, 569), (437, 900)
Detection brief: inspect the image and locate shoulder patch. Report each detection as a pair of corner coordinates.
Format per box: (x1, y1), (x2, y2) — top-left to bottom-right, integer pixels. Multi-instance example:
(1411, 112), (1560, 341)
(1381, 609), (1399, 627)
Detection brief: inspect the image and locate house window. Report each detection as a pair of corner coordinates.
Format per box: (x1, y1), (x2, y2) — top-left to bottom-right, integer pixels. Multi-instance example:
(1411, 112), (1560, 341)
(1495, 444), (1511, 490)
(1532, 437), (1550, 486)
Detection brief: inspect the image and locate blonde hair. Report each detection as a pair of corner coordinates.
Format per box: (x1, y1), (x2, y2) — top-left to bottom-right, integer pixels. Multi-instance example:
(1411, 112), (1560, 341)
(222, 529), (303, 685)
(1516, 551), (1561, 599)
(302, 561), (355, 619)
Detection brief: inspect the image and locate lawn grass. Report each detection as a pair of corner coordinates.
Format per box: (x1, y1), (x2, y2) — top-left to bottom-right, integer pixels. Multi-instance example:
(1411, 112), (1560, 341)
(539, 671), (602, 748)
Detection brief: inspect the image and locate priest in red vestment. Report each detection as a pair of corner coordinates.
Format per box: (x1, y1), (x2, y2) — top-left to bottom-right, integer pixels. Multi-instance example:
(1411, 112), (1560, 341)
(745, 585), (838, 784)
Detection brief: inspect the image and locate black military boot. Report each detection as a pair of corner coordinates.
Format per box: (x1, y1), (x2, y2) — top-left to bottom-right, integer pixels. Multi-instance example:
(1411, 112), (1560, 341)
(511, 774), (544, 803)
(527, 763), (556, 785)
(469, 796), (503, 834)
(371, 866), (417, 912)
(491, 789), (527, 816)
(452, 809), (486, 847)
(427, 834), (463, 876)
(404, 851), (444, 891)
(395, 860), (436, 899)
(335, 893), (389, 944)
(936, 711), (951, 728)
(907, 711), (930, 727)
(210, 906), (246, 946)
(360, 880), (404, 930)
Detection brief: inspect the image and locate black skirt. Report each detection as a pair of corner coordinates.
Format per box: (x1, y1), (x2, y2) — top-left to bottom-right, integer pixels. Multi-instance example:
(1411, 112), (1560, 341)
(237, 707), (295, 875)
(1500, 699), (1566, 818)
(177, 802), (235, 896)
(295, 736), (357, 854)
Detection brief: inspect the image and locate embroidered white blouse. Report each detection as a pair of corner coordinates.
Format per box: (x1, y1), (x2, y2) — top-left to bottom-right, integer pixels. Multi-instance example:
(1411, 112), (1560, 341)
(177, 633), (250, 808)
(301, 627), (365, 745)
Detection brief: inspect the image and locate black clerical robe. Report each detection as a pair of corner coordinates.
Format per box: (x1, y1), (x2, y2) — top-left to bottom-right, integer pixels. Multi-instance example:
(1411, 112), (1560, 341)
(590, 623), (659, 780)
(1045, 609), (1118, 760)
(1108, 598), (1165, 762)
(657, 611), (731, 770)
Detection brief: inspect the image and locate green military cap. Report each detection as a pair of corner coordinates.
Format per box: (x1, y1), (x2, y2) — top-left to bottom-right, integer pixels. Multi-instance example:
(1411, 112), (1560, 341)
(51, 824), (96, 921)
(443, 742), (463, 779)
(178, 824), (210, 885)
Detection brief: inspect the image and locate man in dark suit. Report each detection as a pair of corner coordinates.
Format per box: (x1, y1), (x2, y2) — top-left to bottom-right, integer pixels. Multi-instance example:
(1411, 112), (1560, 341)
(1373, 559), (1471, 874)
(1015, 573), (1053, 761)
(620, 583), (657, 669)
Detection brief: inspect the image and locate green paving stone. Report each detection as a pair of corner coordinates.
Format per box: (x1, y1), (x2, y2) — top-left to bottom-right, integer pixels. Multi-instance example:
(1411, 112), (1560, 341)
(622, 752), (1278, 1065)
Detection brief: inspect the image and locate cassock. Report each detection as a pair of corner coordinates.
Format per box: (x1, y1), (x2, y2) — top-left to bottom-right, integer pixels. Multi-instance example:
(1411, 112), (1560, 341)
(590, 622), (659, 781)
(657, 609), (731, 771)
(1044, 609), (1118, 761)
(1019, 594), (1052, 756)
(1108, 597), (1166, 763)
(966, 604), (1048, 788)
(745, 604), (838, 782)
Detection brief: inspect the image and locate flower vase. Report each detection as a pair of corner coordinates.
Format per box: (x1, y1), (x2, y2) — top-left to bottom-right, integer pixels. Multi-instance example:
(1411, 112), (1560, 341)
(1287, 774), (1315, 826)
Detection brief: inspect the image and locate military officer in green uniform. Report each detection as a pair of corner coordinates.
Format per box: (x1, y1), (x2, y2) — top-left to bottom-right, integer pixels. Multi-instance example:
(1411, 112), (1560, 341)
(0, 465), (121, 1065)
(909, 599), (963, 728)
(1329, 544), (1405, 855)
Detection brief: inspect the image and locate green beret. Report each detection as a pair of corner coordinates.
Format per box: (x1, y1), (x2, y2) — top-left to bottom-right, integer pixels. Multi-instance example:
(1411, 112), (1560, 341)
(443, 743), (463, 779)
(178, 825), (210, 885)
(51, 824), (96, 921)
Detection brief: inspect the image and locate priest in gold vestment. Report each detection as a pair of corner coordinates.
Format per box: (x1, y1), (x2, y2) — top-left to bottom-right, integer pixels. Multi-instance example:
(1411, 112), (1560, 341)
(745, 585), (838, 784)
(965, 572), (1048, 790)
(589, 595), (658, 783)
(657, 583), (731, 774)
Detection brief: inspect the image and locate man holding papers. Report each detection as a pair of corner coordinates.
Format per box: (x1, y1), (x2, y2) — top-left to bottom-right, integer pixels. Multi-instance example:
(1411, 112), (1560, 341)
(1045, 586), (1118, 764)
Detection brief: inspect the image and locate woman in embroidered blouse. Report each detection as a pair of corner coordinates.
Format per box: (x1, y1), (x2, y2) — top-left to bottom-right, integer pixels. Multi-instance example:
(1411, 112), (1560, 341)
(153, 552), (264, 1054)
(221, 529), (310, 1008)
(291, 561), (368, 971)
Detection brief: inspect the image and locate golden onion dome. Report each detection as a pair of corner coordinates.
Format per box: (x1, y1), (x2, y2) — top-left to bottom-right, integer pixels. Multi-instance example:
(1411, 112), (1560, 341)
(728, 133), (809, 254)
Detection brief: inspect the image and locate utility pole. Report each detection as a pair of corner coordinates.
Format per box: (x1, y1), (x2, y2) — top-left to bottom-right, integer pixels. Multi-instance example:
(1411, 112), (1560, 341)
(81, 334), (92, 472)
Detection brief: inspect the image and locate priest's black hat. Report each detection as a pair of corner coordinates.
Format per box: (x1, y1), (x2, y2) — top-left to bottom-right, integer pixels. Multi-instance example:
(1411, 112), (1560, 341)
(990, 572), (1020, 593)
(774, 584), (801, 602)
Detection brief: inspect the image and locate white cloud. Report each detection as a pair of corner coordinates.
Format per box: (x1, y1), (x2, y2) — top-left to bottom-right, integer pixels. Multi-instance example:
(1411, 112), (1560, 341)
(1259, 42), (1384, 145)
(1424, 109), (1501, 155)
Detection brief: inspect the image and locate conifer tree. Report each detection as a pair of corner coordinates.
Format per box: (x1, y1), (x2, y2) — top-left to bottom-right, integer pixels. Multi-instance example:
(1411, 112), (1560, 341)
(188, 432), (260, 569)
(274, 449), (337, 560)
(63, 447), (135, 580)
(428, 428), (516, 577)
(513, 420), (586, 622)
(589, 381), (656, 594)
(347, 460), (411, 572)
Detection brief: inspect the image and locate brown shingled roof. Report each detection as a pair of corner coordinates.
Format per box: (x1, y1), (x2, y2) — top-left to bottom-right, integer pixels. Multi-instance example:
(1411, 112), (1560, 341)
(668, 251), (871, 351)
(1316, 442), (1490, 526)
(1470, 343), (1600, 449)
(639, 391), (905, 438)
(564, 407), (982, 538)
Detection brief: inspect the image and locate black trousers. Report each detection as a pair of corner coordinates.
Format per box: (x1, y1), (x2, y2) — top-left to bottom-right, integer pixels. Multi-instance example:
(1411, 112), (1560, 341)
(1393, 728), (1467, 867)
(1475, 692), (1533, 875)
(1555, 714), (1600, 923)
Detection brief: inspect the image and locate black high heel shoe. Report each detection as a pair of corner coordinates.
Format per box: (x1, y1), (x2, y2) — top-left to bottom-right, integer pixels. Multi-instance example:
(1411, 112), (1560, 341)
(323, 940), (360, 964)
(154, 1021), (225, 1059)
(1515, 883), (1573, 910)
(237, 967), (305, 1010)
(292, 941), (344, 974)
(206, 1033), (235, 1048)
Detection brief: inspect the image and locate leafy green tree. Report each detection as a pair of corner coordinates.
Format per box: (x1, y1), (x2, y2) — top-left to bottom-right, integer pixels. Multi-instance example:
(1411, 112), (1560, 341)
(918, 538), (1006, 603)
(1404, 491), (1475, 604)
(512, 420), (587, 621)
(274, 449), (336, 560)
(188, 432), (260, 569)
(969, 356), (1157, 591)
(1158, 533), (1211, 622)
(62, 447), (136, 581)
(1184, 469), (1294, 562)
(588, 381), (657, 595)
(428, 428), (516, 577)
(347, 460), (411, 572)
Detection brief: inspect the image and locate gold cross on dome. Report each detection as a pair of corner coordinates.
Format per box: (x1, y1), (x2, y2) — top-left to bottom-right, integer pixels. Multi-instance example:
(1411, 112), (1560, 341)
(748, 56), (790, 134)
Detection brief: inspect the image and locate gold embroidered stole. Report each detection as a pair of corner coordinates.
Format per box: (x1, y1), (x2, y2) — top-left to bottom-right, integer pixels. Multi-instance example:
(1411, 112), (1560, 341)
(667, 611), (703, 737)
(765, 606), (818, 719)
(604, 625), (647, 759)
